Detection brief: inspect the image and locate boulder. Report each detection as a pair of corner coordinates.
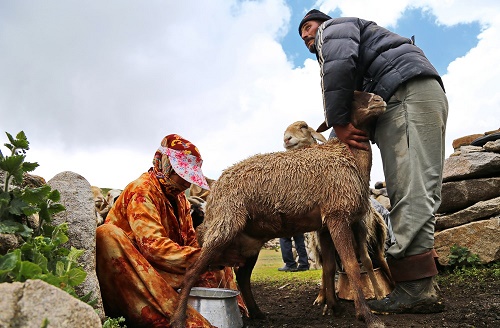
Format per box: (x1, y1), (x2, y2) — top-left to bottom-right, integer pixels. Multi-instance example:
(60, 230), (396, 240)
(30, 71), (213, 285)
(438, 177), (500, 214)
(452, 133), (484, 150)
(47, 171), (105, 321)
(442, 150), (500, 182)
(484, 139), (500, 153)
(0, 279), (101, 328)
(0, 233), (21, 255)
(434, 217), (500, 266)
(436, 196), (500, 230)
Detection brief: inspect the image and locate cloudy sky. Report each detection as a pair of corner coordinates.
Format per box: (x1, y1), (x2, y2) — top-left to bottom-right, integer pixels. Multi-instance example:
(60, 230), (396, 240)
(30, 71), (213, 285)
(1, 0), (499, 190)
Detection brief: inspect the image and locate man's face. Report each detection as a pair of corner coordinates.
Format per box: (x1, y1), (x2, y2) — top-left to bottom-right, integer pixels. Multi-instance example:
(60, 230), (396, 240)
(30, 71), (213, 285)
(300, 20), (322, 53)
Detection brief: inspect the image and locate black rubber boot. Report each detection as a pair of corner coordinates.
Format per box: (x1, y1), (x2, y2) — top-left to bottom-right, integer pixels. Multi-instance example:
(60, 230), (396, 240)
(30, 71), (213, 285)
(368, 277), (444, 314)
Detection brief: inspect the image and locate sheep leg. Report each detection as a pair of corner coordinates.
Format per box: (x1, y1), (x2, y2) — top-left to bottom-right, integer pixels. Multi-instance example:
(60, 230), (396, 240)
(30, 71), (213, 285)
(329, 223), (385, 328)
(374, 246), (395, 289)
(317, 228), (340, 315)
(357, 239), (386, 300)
(235, 253), (266, 319)
(352, 220), (386, 300)
(171, 247), (218, 328)
(371, 250), (395, 289)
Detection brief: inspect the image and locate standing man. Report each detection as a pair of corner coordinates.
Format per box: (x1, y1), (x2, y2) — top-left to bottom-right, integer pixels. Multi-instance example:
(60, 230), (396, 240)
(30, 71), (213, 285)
(298, 9), (448, 314)
(278, 234), (310, 272)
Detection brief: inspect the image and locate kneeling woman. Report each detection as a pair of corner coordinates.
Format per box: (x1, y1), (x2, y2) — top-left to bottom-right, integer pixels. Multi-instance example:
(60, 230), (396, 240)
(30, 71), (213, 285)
(96, 134), (247, 327)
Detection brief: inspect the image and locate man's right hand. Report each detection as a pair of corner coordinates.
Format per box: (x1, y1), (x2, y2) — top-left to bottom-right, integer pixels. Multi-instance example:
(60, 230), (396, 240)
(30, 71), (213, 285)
(333, 123), (370, 151)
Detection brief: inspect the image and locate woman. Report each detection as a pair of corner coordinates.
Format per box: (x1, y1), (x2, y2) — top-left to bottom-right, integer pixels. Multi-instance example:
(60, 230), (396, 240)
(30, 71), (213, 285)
(96, 134), (247, 327)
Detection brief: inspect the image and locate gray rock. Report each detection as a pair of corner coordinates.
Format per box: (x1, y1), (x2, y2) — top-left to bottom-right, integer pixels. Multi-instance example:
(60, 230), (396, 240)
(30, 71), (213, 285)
(484, 139), (500, 153)
(436, 196), (500, 230)
(47, 171), (104, 321)
(0, 279), (102, 328)
(438, 177), (500, 214)
(434, 217), (500, 266)
(373, 195), (391, 211)
(442, 151), (500, 182)
(0, 233), (21, 255)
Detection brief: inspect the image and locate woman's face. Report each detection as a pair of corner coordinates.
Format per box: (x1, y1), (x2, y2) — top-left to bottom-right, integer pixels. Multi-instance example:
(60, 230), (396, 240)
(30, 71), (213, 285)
(170, 172), (191, 191)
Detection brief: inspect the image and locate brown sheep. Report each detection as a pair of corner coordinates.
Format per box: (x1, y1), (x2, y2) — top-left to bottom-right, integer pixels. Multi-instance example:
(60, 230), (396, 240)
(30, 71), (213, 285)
(188, 176), (215, 201)
(282, 121), (394, 306)
(187, 195), (206, 229)
(91, 186), (107, 225)
(172, 91), (387, 328)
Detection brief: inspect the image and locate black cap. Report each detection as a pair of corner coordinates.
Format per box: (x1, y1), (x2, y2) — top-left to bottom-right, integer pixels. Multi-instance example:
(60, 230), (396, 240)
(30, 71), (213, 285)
(298, 9), (332, 35)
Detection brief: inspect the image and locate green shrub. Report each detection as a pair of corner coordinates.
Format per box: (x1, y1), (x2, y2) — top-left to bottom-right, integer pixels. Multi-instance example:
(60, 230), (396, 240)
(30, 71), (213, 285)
(0, 131), (93, 305)
(102, 316), (127, 328)
(448, 244), (481, 268)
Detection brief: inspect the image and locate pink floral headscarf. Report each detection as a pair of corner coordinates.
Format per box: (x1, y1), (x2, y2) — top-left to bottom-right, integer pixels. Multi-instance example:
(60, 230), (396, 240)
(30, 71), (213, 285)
(151, 134), (210, 191)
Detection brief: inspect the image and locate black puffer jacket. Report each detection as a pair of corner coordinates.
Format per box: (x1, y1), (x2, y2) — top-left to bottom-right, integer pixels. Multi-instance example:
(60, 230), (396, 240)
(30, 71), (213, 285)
(315, 17), (445, 127)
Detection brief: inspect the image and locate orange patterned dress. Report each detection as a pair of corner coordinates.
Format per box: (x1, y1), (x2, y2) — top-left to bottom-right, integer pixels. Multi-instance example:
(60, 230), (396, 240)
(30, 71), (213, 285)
(96, 171), (247, 327)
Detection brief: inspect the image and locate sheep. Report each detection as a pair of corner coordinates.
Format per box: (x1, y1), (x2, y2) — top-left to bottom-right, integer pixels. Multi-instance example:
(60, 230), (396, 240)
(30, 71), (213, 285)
(188, 177), (215, 201)
(172, 91), (387, 328)
(91, 186), (107, 225)
(187, 195), (206, 229)
(282, 122), (327, 268)
(282, 121), (394, 306)
(105, 189), (122, 209)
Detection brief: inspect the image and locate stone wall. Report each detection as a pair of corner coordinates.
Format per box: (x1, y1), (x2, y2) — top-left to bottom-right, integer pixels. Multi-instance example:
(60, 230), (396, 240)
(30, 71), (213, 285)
(434, 130), (500, 265)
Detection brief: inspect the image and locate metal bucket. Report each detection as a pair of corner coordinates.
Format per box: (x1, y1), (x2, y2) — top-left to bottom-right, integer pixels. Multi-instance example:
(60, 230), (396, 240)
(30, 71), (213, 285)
(187, 287), (243, 328)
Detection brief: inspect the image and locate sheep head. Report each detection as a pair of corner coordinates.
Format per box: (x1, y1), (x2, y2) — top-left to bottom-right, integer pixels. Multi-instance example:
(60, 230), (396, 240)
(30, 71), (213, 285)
(350, 91), (386, 134)
(283, 121), (328, 150)
(188, 196), (206, 230)
(316, 91), (386, 134)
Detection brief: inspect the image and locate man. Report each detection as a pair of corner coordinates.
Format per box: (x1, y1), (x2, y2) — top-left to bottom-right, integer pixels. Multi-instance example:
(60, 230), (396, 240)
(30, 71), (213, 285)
(298, 9), (448, 314)
(278, 234), (310, 272)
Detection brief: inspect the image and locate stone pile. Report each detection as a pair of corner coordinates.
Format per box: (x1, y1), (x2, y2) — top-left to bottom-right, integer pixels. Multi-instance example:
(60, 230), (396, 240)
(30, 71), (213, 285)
(371, 129), (500, 266)
(434, 130), (500, 266)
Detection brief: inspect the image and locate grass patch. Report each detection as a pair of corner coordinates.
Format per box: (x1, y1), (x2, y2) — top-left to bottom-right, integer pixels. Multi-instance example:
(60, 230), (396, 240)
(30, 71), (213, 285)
(251, 248), (322, 286)
(253, 249), (499, 288)
(437, 261), (500, 286)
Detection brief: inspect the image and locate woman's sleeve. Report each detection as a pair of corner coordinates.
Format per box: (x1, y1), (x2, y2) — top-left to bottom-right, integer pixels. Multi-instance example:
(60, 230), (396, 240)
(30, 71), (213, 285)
(126, 191), (201, 274)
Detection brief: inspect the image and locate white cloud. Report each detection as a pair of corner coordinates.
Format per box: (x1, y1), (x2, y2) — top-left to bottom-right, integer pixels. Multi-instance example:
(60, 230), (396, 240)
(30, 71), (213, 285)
(1, 0), (499, 189)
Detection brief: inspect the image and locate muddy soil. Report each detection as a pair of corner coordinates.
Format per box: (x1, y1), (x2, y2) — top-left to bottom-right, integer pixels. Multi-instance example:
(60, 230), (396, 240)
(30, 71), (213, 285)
(242, 273), (500, 327)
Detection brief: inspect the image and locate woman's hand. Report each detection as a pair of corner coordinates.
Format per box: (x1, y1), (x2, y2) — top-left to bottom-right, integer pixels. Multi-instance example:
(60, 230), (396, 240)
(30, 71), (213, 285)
(209, 248), (246, 269)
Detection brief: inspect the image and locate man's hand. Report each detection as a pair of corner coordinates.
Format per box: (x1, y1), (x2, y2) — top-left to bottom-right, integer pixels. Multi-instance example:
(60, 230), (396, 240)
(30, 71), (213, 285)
(333, 123), (370, 151)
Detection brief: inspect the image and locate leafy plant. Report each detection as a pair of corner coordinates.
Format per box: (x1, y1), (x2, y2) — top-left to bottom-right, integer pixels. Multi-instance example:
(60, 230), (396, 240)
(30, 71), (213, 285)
(0, 131), (93, 305)
(0, 131), (65, 238)
(448, 244), (481, 268)
(102, 316), (127, 328)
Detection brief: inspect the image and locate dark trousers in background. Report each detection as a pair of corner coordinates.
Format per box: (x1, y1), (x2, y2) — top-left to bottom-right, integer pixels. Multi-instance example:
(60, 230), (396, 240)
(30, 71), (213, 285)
(279, 234), (309, 268)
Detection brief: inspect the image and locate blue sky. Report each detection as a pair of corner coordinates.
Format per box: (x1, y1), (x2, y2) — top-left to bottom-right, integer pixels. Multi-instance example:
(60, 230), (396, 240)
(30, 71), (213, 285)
(0, 0), (498, 189)
(281, 5), (482, 75)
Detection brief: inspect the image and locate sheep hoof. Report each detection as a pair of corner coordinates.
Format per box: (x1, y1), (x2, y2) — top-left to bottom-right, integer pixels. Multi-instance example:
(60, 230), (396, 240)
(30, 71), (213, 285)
(321, 304), (329, 316)
(313, 295), (324, 306)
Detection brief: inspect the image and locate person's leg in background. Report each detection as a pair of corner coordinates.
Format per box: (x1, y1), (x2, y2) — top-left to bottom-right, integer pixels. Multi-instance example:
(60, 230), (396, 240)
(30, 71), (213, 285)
(294, 234), (310, 271)
(278, 237), (298, 271)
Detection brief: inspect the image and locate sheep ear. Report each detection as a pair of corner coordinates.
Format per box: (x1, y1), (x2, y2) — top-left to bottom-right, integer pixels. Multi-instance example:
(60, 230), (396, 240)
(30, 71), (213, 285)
(316, 121), (329, 133)
(310, 129), (327, 143)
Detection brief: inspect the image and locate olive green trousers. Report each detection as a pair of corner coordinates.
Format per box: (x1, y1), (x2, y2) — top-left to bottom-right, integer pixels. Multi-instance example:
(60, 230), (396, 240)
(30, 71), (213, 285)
(374, 77), (448, 261)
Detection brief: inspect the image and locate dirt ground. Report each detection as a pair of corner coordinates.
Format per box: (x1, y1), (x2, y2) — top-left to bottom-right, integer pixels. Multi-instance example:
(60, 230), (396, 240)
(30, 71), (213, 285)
(242, 273), (500, 328)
